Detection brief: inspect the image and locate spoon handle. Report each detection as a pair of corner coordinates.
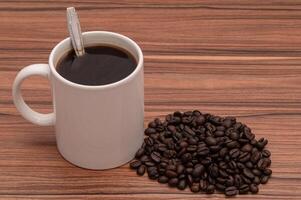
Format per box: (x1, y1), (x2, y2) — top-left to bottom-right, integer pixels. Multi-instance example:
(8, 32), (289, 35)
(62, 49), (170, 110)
(66, 7), (85, 57)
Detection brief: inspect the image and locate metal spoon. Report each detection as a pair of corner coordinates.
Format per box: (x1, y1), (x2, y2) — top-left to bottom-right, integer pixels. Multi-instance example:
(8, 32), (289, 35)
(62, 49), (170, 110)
(66, 7), (85, 57)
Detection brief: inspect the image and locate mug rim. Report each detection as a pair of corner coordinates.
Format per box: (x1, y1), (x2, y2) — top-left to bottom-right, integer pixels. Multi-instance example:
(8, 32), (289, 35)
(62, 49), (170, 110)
(49, 31), (143, 90)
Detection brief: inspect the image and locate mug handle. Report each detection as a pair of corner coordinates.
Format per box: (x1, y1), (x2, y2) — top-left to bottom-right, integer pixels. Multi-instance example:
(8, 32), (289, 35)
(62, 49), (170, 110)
(12, 64), (55, 126)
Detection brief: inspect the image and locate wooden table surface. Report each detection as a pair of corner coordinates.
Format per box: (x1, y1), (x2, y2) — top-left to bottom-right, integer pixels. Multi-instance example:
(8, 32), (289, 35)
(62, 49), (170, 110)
(1, 0), (301, 199)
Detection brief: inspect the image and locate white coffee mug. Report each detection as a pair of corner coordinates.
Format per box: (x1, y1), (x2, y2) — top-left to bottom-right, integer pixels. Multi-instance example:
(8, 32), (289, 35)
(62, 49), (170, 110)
(12, 31), (144, 170)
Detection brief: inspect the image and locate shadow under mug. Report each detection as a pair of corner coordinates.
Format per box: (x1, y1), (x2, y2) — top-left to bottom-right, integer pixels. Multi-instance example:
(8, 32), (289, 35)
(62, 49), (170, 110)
(12, 31), (144, 170)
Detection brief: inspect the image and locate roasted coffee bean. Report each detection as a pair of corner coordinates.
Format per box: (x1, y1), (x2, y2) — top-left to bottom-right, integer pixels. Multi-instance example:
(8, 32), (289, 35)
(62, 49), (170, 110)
(243, 168), (255, 179)
(166, 170), (177, 178)
(241, 144), (253, 152)
(197, 146), (210, 156)
(245, 161), (254, 169)
(251, 151), (261, 163)
(258, 158), (271, 170)
(225, 186), (238, 196)
(215, 130), (225, 137)
(176, 164), (185, 175)
(226, 141), (239, 149)
(130, 160), (141, 169)
(150, 152), (161, 163)
(205, 137), (217, 146)
(263, 168), (272, 176)
(239, 184), (249, 194)
(262, 149), (271, 157)
(229, 148), (240, 158)
(239, 152), (251, 163)
(249, 184), (259, 193)
(158, 176), (169, 183)
(137, 165), (146, 176)
(216, 183), (226, 191)
(130, 111), (272, 197)
(135, 148), (145, 158)
(186, 167), (193, 174)
(168, 178), (179, 187)
(252, 169), (262, 176)
(261, 175), (270, 184)
(199, 179), (208, 190)
(190, 183), (200, 193)
(206, 184), (215, 194)
(229, 132), (240, 140)
(145, 128), (156, 135)
(177, 179), (187, 190)
(253, 176), (261, 184)
(256, 138), (268, 149)
(219, 147), (228, 157)
(192, 165), (205, 178)
(145, 161), (155, 167)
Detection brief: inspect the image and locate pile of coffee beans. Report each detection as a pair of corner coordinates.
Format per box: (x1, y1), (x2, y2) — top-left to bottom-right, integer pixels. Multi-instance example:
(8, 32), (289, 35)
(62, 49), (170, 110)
(130, 110), (272, 196)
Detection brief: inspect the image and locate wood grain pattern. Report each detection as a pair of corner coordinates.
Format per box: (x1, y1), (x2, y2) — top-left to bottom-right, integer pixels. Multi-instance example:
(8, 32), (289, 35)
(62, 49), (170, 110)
(0, 0), (301, 199)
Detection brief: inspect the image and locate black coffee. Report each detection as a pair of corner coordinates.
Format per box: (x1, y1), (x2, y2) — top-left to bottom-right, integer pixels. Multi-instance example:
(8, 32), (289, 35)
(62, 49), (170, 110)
(56, 45), (137, 86)
(130, 110), (272, 197)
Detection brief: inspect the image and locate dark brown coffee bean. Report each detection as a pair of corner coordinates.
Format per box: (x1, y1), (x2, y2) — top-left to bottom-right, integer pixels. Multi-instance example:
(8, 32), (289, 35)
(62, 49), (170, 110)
(215, 130), (225, 137)
(190, 183), (200, 193)
(229, 148), (240, 158)
(225, 186), (238, 196)
(177, 179), (187, 190)
(226, 140), (239, 149)
(242, 175), (252, 184)
(239, 184), (249, 194)
(137, 165), (146, 176)
(257, 158), (271, 170)
(219, 147), (228, 157)
(253, 176), (261, 184)
(150, 151), (161, 163)
(168, 178), (179, 187)
(209, 145), (221, 153)
(176, 164), (185, 175)
(135, 148), (145, 158)
(187, 145), (197, 152)
(179, 141), (188, 148)
(263, 168), (272, 176)
(206, 184), (215, 194)
(252, 169), (262, 176)
(261, 175), (270, 184)
(251, 151), (261, 163)
(148, 121), (157, 128)
(199, 179), (208, 190)
(238, 152), (251, 163)
(234, 174), (242, 187)
(145, 128), (156, 135)
(186, 167), (193, 174)
(145, 161), (155, 167)
(245, 161), (254, 168)
(158, 175), (169, 183)
(196, 115), (206, 125)
(262, 149), (271, 157)
(140, 155), (149, 163)
(197, 146), (210, 156)
(241, 144), (253, 152)
(256, 138), (268, 149)
(166, 164), (176, 171)
(249, 184), (258, 193)
(181, 153), (192, 163)
(130, 160), (141, 169)
(243, 168), (254, 179)
(144, 137), (154, 146)
(205, 137), (217, 146)
(166, 170), (177, 178)
(192, 165), (205, 177)
(226, 176), (234, 186)
(216, 183), (226, 191)
(209, 164), (219, 178)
